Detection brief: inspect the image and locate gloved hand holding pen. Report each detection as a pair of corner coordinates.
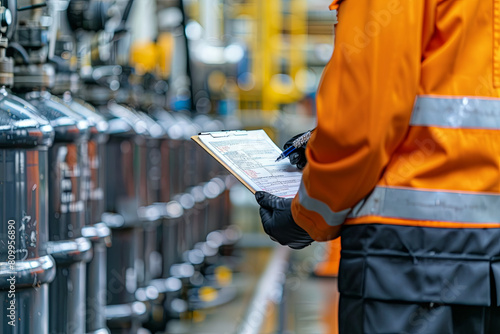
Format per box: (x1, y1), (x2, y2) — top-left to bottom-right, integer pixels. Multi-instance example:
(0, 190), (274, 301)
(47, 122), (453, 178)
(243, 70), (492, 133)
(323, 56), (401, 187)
(281, 129), (314, 170)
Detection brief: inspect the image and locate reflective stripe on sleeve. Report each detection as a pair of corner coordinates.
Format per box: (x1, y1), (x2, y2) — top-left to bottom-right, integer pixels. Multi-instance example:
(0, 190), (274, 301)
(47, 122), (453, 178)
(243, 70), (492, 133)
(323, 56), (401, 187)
(411, 96), (500, 129)
(297, 181), (351, 226)
(349, 186), (500, 223)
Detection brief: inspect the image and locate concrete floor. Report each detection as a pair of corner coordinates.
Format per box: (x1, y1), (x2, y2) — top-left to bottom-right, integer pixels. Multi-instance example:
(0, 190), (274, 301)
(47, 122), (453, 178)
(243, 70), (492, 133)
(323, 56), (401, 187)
(166, 246), (340, 334)
(286, 277), (339, 334)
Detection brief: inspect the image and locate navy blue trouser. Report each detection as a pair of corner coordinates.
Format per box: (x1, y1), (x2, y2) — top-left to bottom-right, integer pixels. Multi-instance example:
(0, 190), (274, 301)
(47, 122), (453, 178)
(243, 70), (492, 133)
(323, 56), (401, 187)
(338, 225), (500, 334)
(339, 295), (500, 334)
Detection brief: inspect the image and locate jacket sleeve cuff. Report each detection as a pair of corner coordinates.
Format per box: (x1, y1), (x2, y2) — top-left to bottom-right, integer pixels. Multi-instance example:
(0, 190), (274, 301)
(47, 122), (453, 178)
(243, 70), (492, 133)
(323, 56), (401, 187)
(292, 195), (342, 241)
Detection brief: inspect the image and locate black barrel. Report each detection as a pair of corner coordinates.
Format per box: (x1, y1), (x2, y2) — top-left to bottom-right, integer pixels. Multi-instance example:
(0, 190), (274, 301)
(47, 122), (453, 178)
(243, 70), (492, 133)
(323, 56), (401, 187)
(152, 109), (185, 199)
(0, 88), (56, 334)
(26, 91), (93, 334)
(150, 108), (188, 274)
(141, 107), (189, 331)
(136, 111), (165, 286)
(180, 116), (202, 189)
(63, 94), (112, 334)
(99, 102), (149, 333)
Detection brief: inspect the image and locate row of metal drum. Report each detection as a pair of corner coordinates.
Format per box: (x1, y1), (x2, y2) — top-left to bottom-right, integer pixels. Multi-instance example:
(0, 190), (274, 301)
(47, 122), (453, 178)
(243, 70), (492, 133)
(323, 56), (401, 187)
(0, 87), (237, 334)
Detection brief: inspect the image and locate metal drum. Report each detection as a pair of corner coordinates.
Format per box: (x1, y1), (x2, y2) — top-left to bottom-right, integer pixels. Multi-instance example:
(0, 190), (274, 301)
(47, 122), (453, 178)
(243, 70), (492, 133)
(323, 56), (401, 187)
(63, 94), (112, 334)
(26, 91), (93, 334)
(0, 89), (56, 334)
(171, 112), (200, 190)
(136, 111), (188, 332)
(151, 108), (200, 322)
(191, 115), (226, 245)
(152, 109), (197, 261)
(136, 111), (165, 287)
(99, 102), (149, 333)
(151, 109), (184, 200)
(150, 108), (187, 272)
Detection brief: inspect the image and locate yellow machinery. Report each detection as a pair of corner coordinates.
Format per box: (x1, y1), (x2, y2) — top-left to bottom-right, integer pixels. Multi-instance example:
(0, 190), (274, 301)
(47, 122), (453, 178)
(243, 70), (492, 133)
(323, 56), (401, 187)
(130, 0), (311, 137)
(186, 0), (310, 138)
(228, 0), (308, 112)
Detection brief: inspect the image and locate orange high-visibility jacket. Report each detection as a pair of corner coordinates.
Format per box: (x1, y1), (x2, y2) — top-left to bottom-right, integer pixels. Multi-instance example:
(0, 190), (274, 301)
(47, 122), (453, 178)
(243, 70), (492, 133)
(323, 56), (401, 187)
(292, 0), (500, 241)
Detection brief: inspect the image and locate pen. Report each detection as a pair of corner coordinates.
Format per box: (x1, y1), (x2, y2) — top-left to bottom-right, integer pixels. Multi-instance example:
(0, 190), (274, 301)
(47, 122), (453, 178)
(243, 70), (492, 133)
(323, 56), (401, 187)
(275, 129), (314, 162)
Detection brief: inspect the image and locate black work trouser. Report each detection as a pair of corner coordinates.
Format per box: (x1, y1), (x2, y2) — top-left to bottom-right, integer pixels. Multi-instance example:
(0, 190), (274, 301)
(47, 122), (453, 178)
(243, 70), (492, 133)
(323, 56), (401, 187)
(339, 295), (500, 334)
(338, 224), (500, 334)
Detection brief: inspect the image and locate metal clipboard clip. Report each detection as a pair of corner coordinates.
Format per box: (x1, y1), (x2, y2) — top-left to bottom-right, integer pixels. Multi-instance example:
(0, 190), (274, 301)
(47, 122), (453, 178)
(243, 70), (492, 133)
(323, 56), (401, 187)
(199, 130), (248, 138)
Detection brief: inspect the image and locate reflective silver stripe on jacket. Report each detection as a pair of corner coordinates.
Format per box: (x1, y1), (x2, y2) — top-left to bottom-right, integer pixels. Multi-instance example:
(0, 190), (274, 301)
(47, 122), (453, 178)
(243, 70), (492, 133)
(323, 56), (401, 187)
(349, 186), (500, 223)
(299, 183), (500, 224)
(411, 96), (500, 128)
(297, 182), (350, 226)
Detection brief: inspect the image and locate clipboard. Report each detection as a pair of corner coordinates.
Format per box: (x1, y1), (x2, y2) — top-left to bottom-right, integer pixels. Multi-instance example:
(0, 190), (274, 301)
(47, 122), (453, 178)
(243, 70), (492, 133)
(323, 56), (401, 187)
(192, 130), (302, 198)
(192, 132), (256, 193)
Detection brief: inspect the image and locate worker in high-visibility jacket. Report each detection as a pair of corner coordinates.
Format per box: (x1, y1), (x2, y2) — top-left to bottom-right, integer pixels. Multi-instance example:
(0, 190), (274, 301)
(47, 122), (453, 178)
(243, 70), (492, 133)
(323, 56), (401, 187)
(256, 0), (500, 332)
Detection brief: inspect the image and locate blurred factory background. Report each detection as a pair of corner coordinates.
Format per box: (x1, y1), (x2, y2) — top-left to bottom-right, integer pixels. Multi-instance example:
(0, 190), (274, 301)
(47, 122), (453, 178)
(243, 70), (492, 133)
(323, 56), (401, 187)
(0, 0), (337, 333)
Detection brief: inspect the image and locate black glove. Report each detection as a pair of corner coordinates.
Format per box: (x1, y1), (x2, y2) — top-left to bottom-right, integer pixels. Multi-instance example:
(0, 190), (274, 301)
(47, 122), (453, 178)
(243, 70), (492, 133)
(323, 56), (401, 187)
(284, 131), (309, 170)
(255, 191), (314, 249)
